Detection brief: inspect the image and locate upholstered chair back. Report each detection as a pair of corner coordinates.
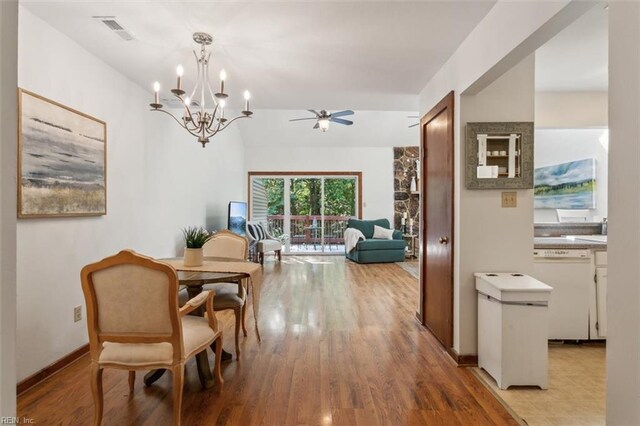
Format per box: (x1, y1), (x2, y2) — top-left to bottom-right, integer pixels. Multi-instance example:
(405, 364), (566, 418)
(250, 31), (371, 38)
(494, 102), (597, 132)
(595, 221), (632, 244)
(81, 250), (183, 360)
(91, 264), (174, 334)
(203, 229), (248, 260)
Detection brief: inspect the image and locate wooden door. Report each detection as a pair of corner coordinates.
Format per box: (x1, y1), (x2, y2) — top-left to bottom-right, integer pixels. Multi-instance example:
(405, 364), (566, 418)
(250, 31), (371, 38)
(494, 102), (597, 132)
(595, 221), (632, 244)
(420, 91), (454, 350)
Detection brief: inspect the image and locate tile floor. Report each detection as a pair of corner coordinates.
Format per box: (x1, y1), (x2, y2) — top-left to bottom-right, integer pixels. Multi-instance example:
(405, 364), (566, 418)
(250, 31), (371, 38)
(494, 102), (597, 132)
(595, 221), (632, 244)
(473, 342), (606, 426)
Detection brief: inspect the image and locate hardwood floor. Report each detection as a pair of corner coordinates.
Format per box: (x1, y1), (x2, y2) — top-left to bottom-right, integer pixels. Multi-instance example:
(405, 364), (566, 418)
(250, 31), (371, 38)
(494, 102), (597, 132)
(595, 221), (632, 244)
(18, 256), (517, 425)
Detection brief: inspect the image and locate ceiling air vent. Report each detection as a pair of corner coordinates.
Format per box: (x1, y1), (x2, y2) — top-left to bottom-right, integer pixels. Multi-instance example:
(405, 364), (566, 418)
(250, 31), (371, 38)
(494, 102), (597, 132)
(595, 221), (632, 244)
(93, 16), (135, 41)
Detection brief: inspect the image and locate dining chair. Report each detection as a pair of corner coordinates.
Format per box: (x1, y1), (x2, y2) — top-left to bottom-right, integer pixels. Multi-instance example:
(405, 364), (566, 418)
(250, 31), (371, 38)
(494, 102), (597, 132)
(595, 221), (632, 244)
(179, 229), (249, 358)
(81, 249), (223, 426)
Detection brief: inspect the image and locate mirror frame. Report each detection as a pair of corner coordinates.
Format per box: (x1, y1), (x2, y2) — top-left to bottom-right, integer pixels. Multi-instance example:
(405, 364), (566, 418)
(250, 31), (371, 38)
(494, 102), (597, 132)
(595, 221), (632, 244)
(465, 122), (534, 190)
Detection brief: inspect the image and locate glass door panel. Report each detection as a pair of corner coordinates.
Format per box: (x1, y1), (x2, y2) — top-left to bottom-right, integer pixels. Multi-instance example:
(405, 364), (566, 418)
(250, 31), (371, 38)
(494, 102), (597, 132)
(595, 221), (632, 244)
(289, 178), (322, 253)
(251, 177), (286, 237)
(322, 178), (357, 253)
(250, 174), (360, 255)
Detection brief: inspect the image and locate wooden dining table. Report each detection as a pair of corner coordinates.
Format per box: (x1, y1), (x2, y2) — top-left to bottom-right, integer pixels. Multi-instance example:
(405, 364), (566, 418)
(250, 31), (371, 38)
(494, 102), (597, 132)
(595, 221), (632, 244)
(143, 258), (254, 389)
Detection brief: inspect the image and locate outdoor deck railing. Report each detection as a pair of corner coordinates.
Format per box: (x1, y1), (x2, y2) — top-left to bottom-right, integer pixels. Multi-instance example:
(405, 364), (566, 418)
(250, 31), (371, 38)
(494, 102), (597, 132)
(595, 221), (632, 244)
(266, 215), (352, 246)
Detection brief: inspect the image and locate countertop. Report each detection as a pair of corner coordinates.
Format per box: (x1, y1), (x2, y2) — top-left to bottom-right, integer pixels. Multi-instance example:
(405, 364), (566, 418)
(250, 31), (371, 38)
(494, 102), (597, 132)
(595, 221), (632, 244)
(534, 237), (607, 250)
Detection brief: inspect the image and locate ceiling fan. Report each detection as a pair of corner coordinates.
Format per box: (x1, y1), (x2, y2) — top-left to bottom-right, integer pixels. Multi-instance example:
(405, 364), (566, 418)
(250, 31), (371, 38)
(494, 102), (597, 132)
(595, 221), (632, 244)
(289, 109), (354, 132)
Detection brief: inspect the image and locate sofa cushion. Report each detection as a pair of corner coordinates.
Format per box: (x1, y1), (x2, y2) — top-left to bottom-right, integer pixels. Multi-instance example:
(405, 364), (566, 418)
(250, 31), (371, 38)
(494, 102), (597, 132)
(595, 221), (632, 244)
(346, 247), (406, 264)
(247, 223), (267, 241)
(347, 218), (392, 239)
(372, 225), (394, 240)
(99, 315), (215, 367)
(356, 238), (406, 251)
(258, 239), (282, 252)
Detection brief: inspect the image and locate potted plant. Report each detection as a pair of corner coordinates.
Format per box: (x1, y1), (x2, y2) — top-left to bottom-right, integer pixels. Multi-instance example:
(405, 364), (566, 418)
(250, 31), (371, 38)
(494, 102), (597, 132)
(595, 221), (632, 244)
(182, 226), (212, 267)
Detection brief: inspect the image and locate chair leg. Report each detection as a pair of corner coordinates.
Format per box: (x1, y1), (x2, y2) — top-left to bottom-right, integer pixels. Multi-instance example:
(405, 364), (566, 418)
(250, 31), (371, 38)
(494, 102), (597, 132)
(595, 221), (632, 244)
(241, 304), (248, 337)
(276, 249), (281, 261)
(259, 252), (264, 265)
(128, 371), (135, 395)
(172, 365), (184, 426)
(214, 334), (224, 387)
(90, 362), (104, 426)
(234, 307), (241, 358)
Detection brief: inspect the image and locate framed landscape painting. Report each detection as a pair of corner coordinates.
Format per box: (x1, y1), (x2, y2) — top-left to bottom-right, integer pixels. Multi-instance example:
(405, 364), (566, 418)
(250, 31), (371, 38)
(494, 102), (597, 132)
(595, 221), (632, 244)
(18, 89), (106, 218)
(534, 158), (596, 209)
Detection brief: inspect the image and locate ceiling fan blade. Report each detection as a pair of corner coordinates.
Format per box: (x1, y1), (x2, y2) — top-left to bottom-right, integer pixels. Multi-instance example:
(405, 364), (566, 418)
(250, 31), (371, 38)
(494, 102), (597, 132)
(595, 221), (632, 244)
(307, 109), (320, 116)
(331, 110), (354, 118)
(313, 122), (319, 129)
(330, 117), (353, 126)
(408, 123), (419, 128)
(290, 118), (317, 122)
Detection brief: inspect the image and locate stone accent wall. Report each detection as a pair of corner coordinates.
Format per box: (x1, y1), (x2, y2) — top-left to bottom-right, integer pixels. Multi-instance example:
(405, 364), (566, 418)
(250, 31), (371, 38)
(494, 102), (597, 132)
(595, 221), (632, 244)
(393, 147), (420, 236)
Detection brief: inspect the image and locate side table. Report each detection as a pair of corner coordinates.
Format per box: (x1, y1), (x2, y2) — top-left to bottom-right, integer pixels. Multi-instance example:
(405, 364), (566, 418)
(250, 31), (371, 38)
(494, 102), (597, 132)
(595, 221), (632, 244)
(402, 234), (418, 259)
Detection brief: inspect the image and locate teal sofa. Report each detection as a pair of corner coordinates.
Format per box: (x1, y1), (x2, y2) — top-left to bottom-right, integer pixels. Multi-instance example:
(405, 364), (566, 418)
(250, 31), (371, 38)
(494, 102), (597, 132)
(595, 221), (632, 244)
(345, 218), (406, 264)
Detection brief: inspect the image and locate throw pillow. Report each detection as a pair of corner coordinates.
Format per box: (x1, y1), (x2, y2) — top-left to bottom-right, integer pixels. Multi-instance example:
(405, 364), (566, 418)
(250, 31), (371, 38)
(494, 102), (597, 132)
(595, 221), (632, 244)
(372, 225), (394, 240)
(247, 223), (266, 241)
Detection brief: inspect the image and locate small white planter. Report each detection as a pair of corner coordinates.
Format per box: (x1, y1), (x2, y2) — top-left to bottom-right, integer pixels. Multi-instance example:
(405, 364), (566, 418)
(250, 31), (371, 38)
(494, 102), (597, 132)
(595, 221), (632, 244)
(183, 247), (204, 267)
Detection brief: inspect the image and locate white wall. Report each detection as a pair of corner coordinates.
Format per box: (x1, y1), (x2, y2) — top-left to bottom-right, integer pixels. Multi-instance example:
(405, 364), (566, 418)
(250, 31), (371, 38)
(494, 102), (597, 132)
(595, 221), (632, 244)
(418, 1), (593, 355)
(0, 0), (18, 417)
(457, 55), (535, 355)
(245, 147), (394, 224)
(418, 1), (593, 112)
(240, 109), (419, 226)
(606, 2), (640, 424)
(534, 128), (608, 222)
(238, 109), (419, 148)
(535, 91), (607, 128)
(16, 8), (246, 381)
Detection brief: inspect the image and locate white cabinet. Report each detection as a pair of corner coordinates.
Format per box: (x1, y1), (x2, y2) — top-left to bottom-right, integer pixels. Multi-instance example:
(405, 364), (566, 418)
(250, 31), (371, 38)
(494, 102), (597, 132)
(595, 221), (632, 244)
(476, 273), (552, 390)
(591, 250), (607, 339)
(533, 249), (592, 340)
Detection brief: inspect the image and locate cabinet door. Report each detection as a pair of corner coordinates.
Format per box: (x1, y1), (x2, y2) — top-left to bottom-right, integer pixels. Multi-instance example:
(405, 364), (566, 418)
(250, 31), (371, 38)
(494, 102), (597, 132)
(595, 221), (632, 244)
(596, 267), (607, 337)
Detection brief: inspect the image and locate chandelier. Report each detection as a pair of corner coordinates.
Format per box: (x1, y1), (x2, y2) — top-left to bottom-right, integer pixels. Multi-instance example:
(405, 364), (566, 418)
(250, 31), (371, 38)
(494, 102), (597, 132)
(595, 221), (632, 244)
(149, 32), (253, 147)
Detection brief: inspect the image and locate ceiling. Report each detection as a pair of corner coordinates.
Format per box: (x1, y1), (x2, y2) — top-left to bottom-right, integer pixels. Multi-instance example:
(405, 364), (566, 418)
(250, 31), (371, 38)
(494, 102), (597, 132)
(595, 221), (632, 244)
(21, 0), (496, 111)
(535, 5), (608, 92)
(238, 109), (419, 147)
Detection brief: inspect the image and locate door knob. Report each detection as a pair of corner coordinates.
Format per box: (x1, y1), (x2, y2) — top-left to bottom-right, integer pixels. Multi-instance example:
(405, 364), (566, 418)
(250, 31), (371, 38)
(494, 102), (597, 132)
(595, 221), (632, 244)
(438, 237), (449, 245)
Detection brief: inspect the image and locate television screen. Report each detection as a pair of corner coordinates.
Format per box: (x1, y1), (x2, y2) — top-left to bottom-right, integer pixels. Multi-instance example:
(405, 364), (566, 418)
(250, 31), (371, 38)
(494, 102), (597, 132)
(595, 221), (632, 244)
(228, 201), (247, 236)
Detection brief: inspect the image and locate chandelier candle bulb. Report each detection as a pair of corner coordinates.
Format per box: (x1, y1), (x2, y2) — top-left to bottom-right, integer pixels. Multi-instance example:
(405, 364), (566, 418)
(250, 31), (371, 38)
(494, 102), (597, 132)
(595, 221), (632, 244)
(219, 69), (226, 94)
(219, 99), (226, 119)
(153, 81), (160, 104)
(176, 65), (184, 90)
(183, 97), (190, 120)
(244, 90), (251, 112)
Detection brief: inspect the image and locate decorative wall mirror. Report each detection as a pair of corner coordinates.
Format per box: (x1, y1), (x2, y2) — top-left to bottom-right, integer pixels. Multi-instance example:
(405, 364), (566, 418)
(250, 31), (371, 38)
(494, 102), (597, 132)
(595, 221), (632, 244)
(466, 122), (534, 189)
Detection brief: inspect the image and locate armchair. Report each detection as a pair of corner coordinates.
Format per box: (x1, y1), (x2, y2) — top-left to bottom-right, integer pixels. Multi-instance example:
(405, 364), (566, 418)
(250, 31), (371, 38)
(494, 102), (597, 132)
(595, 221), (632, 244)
(80, 249), (223, 426)
(344, 218), (406, 264)
(247, 222), (284, 264)
(179, 229), (249, 358)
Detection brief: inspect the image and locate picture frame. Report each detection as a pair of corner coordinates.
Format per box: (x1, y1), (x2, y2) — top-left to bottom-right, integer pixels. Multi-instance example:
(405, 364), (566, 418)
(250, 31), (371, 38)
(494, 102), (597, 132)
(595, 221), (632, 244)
(18, 89), (107, 218)
(465, 122), (534, 190)
(534, 158), (596, 209)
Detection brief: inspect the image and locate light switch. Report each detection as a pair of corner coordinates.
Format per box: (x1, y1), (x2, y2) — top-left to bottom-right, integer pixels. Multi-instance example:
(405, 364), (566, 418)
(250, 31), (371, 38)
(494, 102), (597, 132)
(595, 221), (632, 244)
(502, 191), (517, 208)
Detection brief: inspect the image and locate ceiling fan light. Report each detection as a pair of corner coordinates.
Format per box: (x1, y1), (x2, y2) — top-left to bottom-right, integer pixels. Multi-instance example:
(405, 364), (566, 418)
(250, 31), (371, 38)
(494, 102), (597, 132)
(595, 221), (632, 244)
(318, 118), (330, 132)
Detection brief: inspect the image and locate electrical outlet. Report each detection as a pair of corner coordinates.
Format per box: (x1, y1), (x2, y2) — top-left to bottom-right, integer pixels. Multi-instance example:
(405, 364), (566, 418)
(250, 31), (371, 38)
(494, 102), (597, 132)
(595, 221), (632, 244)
(502, 191), (517, 208)
(74, 305), (82, 323)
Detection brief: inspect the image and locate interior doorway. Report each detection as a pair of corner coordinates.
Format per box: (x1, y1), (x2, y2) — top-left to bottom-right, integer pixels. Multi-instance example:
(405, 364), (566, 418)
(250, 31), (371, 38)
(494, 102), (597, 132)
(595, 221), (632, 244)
(419, 91), (455, 351)
(248, 172), (362, 254)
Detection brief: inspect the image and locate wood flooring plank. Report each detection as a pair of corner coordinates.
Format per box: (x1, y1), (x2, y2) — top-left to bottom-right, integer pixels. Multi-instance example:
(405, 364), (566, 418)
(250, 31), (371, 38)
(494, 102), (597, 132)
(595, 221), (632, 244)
(17, 257), (518, 425)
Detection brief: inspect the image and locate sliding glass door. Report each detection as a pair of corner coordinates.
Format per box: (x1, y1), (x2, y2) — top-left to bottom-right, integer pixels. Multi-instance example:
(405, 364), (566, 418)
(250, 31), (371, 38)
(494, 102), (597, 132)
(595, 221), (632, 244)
(249, 173), (360, 254)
